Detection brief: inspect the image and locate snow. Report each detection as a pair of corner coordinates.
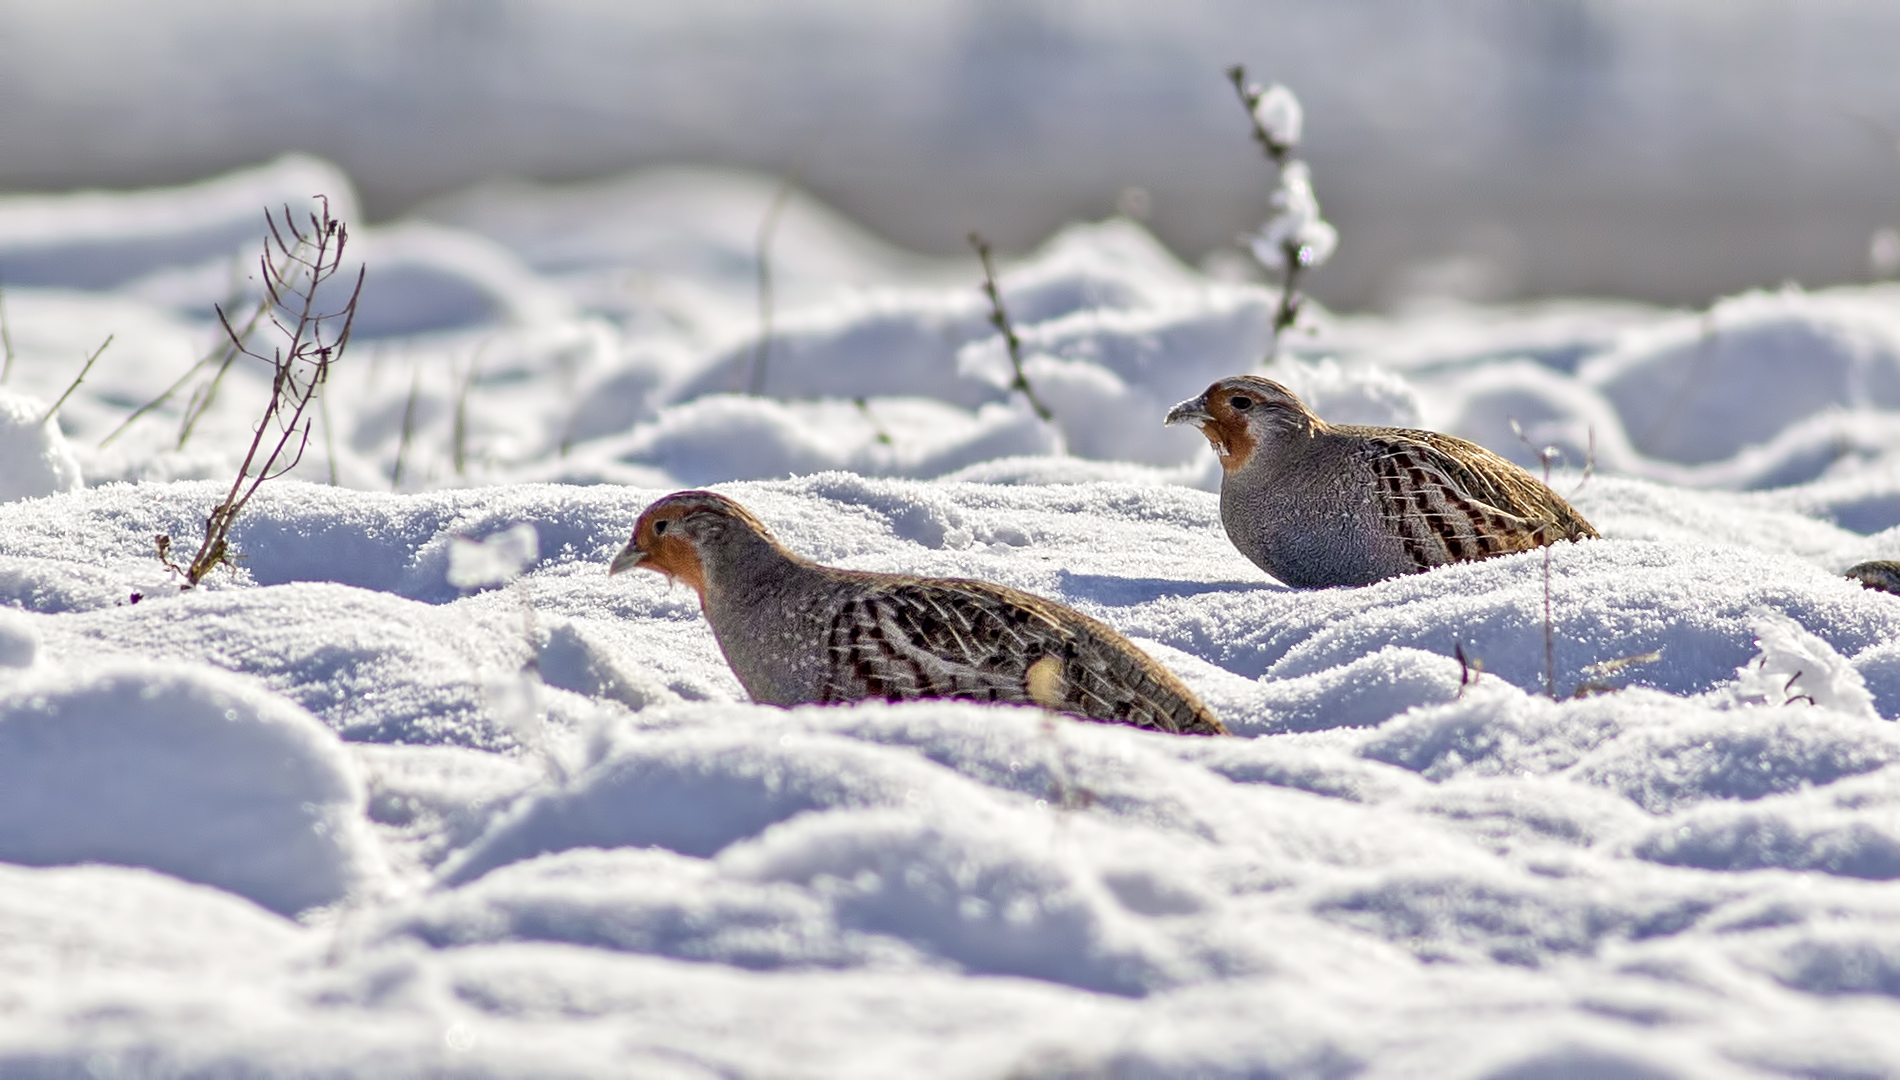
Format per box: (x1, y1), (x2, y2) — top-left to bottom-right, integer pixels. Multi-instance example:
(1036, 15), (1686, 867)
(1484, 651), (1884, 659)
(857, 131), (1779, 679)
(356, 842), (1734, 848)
(1250, 83), (1304, 152)
(4, 157), (1900, 1074)
(1251, 161), (1338, 272)
(0, 389), (83, 502)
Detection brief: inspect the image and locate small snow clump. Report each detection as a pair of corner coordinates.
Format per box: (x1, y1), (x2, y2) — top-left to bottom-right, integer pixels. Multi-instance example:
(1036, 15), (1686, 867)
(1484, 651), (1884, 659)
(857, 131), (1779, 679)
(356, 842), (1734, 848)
(1720, 609), (1879, 722)
(448, 523), (541, 590)
(0, 389), (83, 502)
(1251, 161), (1337, 271)
(1251, 82), (1303, 152)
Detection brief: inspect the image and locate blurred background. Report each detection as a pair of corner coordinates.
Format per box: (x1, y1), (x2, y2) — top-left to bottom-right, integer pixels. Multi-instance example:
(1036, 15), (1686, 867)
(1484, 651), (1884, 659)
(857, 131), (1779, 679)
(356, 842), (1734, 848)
(1, 0), (1897, 311)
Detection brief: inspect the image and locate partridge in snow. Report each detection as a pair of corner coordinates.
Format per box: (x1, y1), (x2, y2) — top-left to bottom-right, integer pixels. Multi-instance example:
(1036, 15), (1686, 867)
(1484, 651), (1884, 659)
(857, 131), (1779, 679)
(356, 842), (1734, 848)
(1165, 376), (1598, 588)
(609, 491), (1227, 735)
(1846, 560), (1900, 595)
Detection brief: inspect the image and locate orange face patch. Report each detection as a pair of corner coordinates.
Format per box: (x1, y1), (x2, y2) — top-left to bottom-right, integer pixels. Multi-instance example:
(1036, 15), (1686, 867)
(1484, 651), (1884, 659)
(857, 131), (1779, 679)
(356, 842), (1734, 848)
(632, 512), (710, 599)
(1197, 385), (1260, 472)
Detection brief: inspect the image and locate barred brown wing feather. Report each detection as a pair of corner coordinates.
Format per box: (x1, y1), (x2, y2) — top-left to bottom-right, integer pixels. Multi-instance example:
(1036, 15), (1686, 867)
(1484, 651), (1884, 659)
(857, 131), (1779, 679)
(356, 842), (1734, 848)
(1359, 433), (1596, 571)
(818, 579), (1225, 735)
(820, 584), (1039, 706)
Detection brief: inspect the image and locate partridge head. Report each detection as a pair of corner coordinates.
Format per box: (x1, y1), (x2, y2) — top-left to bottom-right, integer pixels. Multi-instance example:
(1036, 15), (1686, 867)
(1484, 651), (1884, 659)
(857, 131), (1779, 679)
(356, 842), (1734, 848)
(1166, 375), (1598, 588)
(611, 491), (1226, 735)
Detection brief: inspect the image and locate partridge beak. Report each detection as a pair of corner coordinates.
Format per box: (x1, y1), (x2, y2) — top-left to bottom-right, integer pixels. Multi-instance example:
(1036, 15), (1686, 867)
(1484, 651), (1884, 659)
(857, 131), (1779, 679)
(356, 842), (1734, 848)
(607, 539), (648, 577)
(1164, 395), (1212, 428)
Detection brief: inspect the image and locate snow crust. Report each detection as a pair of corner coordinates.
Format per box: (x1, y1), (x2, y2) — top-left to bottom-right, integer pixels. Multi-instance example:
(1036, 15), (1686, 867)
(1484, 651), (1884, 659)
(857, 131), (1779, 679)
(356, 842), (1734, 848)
(4, 157), (1900, 1075)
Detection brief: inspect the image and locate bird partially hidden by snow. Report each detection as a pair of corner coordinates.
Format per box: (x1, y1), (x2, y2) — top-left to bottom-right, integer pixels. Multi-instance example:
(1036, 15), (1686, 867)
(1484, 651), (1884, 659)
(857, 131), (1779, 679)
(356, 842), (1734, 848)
(1166, 376), (1598, 588)
(609, 491), (1227, 735)
(1846, 560), (1900, 595)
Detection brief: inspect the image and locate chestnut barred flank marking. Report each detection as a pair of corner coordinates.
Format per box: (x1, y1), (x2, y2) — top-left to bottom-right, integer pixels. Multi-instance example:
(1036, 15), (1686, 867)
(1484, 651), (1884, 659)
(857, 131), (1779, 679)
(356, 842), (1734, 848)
(1359, 434), (1598, 572)
(815, 579), (1225, 735)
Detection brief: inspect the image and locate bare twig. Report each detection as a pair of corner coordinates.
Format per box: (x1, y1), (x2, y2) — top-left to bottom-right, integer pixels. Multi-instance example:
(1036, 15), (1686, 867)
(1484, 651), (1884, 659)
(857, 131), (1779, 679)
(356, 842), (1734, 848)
(968, 232), (1054, 423)
(747, 178), (797, 396)
(1507, 419), (1560, 698)
(0, 274), (15, 385)
(1454, 638), (1484, 697)
(160, 198), (363, 588)
(100, 255), (284, 450)
(452, 341), (487, 475)
(318, 376), (339, 486)
(746, 142), (823, 397)
(39, 335), (113, 426)
(391, 365), (421, 491)
(854, 396), (893, 445)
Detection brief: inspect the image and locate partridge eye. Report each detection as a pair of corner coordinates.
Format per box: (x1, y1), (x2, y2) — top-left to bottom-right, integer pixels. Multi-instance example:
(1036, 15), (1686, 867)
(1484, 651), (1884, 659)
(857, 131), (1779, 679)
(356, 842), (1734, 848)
(1229, 395), (1254, 411)
(654, 520), (669, 535)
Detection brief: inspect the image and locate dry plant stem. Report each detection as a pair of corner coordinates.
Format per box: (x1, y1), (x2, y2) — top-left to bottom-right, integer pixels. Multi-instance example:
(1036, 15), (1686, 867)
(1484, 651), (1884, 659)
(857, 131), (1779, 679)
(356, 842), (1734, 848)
(39, 335), (112, 426)
(0, 275), (15, 385)
(1542, 544), (1556, 698)
(747, 175), (797, 396)
(391, 365), (421, 491)
(452, 342), (486, 475)
(318, 379), (339, 486)
(173, 199), (363, 588)
(100, 260), (281, 450)
(968, 232), (1055, 422)
(854, 396), (893, 445)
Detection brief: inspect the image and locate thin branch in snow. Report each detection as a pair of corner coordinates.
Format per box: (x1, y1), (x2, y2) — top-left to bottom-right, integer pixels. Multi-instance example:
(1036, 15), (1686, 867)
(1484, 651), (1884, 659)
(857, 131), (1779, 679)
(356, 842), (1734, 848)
(0, 274), (14, 385)
(747, 142), (821, 397)
(968, 231), (1054, 423)
(391, 364), (421, 492)
(39, 335), (113, 427)
(158, 197), (363, 589)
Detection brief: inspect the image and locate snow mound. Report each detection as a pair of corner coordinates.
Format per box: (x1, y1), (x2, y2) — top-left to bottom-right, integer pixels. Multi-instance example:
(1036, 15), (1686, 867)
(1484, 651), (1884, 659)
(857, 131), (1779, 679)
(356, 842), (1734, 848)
(0, 662), (379, 915)
(8, 159), (1900, 1074)
(0, 608), (34, 669)
(0, 389), (82, 502)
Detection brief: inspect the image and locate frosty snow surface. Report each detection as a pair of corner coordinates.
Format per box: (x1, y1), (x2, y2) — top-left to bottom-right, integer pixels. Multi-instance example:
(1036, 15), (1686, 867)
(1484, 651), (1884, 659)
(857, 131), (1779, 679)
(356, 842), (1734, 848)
(7, 158), (1900, 1076)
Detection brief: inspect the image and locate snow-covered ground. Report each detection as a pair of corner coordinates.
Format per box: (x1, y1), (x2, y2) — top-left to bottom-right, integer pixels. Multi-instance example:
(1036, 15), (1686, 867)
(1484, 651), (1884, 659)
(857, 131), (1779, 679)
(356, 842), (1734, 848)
(6, 158), (1900, 1076)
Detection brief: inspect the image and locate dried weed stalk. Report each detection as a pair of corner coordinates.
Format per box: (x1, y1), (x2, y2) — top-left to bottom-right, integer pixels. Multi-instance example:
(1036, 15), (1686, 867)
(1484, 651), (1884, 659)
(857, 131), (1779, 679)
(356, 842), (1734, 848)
(159, 198), (363, 587)
(39, 335), (113, 426)
(0, 275), (15, 385)
(968, 231), (1054, 423)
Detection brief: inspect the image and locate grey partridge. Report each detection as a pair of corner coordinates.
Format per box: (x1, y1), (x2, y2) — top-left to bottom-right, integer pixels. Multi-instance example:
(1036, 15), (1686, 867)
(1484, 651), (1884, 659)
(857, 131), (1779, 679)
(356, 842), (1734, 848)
(1846, 560), (1900, 594)
(1165, 376), (1598, 588)
(609, 491), (1227, 735)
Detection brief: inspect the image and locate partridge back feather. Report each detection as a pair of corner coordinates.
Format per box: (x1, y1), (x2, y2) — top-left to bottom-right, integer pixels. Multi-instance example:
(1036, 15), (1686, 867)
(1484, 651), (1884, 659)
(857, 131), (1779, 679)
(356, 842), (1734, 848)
(818, 576), (1222, 735)
(1352, 428), (1600, 572)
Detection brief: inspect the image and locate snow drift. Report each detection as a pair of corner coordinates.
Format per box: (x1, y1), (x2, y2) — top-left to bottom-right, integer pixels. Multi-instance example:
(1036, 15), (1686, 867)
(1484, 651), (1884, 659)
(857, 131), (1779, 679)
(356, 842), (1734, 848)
(2, 156), (1900, 1075)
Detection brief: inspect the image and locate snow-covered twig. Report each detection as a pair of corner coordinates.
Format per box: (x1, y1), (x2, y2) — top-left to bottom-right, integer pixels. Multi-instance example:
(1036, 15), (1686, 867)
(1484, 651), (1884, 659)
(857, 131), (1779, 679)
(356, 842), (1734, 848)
(1227, 65), (1336, 364)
